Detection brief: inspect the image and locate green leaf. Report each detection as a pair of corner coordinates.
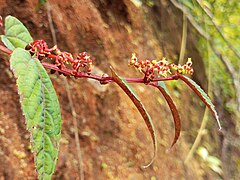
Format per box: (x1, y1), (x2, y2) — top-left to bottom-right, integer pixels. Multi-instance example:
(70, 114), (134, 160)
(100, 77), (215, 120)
(10, 48), (62, 180)
(196, 146), (209, 160)
(37, 0), (47, 9)
(150, 82), (181, 148)
(111, 67), (157, 168)
(1, 16), (33, 50)
(178, 74), (221, 129)
(207, 156), (223, 175)
(207, 156), (221, 167)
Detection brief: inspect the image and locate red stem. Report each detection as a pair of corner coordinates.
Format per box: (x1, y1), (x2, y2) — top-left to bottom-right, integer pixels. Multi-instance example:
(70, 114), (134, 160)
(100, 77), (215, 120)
(0, 44), (179, 84)
(0, 44), (12, 54)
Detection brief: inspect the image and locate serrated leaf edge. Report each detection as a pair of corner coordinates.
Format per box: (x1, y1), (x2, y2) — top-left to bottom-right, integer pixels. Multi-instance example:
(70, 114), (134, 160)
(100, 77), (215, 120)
(178, 74), (221, 130)
(111, 67), (157, 168)
(150, 82), (181, 148)
(10, 48), (61, 179)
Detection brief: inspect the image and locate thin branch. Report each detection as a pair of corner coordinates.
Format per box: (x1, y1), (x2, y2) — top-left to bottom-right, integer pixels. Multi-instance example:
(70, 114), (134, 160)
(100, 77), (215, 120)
(184, 110), (209, 164)
(46, 2), (84, 179)
(65, 77), (85, 180)
(179, 13), (188, 65)
(0, 44), (181, 84)
(47, 3), (57, 45)
(185, 27), (212, 164)
(42, 62), (180, 83)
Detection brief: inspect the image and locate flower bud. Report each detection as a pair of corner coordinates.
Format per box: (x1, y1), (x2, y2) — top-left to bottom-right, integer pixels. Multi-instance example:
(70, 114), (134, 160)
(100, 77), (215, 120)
(186, 58), (192, 67)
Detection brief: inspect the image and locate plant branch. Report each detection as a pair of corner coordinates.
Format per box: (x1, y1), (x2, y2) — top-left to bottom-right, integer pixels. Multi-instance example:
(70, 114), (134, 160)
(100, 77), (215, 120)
(42, 62), (180, 83)
(179, 13), (188, 65)
(0, 44), (180, 85)
(47, 3), (57, 45)
(185, 25), (212, 164)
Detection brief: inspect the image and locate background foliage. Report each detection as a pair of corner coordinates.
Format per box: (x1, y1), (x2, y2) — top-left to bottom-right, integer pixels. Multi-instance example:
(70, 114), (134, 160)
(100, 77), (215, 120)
(173, 0), (240, 178)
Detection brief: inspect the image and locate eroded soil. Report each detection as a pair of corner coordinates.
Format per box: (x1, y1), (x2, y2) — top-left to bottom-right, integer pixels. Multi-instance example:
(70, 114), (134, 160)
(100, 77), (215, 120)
(0, 0), (222, 179)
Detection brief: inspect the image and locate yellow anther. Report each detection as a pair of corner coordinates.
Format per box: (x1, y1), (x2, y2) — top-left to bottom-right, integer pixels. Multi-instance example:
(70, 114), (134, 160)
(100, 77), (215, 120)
(162, 72), (167, 77)
(131, 53), (137, 60)
(167, 69), (172, 74)
(56, 49), (61, 55)
(52, 45), (57, 50)
(152, 60), (157, 65)
(186, 58), (192, 66)
(147, 64), (153, 68)
(137, 67), (142, 72)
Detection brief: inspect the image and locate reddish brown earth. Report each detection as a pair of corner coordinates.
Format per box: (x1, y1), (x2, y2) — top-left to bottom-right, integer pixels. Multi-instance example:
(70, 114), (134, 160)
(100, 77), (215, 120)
(0, 0), (227, 179)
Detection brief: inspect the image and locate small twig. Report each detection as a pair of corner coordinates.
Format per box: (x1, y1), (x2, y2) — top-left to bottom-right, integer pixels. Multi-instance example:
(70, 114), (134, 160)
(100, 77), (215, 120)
(185, 19), (212, 163)
(65, 77), (84, 180)
(179, 13), (187, 65)
(43, 62), (180, 83)
(0, 43), (182, 86)
(42, 62), (180, 83)
(46, 2), (84, 179)
(46, 3), (57, 45)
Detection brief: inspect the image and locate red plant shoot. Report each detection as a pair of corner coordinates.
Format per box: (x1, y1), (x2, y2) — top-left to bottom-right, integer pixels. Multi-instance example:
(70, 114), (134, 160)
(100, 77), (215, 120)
(0, 38), (221, 132)
(0, 37), (221, 169)
(25, 40), (93, 75)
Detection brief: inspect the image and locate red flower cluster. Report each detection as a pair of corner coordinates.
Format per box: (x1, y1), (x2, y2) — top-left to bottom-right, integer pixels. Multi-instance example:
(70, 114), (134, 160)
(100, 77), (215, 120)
(25, 40), (58, 59)
(25, 40), (93, 74)
(129, 53), (193, 80)
(170, 58), (194, 75)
